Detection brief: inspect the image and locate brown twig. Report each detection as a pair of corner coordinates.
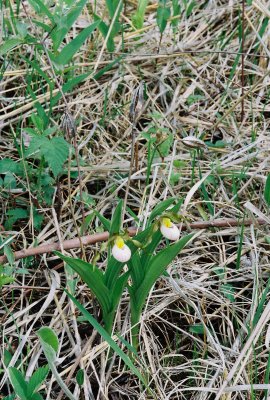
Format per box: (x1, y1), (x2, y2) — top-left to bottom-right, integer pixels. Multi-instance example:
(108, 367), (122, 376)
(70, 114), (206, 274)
(0, 218), (267, 264)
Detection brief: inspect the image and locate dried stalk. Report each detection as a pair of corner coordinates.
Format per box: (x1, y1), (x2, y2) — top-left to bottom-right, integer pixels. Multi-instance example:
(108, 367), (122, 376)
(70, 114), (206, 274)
(0, 218), (267, 264)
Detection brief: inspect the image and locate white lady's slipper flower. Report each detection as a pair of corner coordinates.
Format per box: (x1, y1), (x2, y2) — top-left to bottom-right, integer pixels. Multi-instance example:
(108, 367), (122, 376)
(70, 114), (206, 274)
(112, 236), (131, 263)
(160, 218), (180, 241)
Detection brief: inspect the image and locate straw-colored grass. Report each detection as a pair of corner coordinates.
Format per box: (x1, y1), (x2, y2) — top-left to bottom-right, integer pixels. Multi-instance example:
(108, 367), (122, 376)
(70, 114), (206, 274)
(1, 1), (270, 399)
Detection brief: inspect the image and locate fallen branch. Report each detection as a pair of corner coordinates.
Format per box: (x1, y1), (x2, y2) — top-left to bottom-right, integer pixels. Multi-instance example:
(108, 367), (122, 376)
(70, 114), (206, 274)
(0, 218), (267, 264)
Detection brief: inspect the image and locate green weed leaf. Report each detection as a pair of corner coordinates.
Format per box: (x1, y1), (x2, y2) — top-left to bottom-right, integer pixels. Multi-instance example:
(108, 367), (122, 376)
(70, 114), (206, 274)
(110, 200), (123, 236)
(148, 198), (176, 223)
(27, 366), (49, 396)
(157, 3), (171, 33)
(52, 0), (88, 50)
(65, 290), (148, 387)
(264, 175), (270, 206)
(0, 38), (22, 57)
(135, 233), (194, 305)
(52, 21), (100, 66)
(9, 367), (28, 400)
(37, 327), (59, 353)
(132, 0), (149, 29)
(26, 136), (69, 178)
(55, 252), (111, 315)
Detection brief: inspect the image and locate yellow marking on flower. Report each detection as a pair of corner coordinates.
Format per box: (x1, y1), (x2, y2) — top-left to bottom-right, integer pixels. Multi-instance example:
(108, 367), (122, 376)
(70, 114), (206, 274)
(162, 217), (172, 228)
(115, 236), (125, 249)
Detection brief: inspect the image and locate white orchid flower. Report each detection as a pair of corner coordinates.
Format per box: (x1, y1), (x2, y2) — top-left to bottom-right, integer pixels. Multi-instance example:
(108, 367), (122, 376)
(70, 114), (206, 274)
(160, 217), (180, 241)
(112, 236), (131, 263)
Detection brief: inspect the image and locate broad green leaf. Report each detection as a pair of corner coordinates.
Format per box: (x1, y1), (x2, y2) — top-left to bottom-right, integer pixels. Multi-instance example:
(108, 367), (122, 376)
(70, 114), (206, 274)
(4, 244), (14, 265)
(264, 175), (270, 206)
(3, 395), (16, 400)
(30, 393), (43, 400)
(37, 328), (58, 364)
(66, 290), (148, 387)
(26, 136), (69, 178)
(135, 234), (194, 305)
(41, 137), (69, 177)
(0, 275), (14, 288)
(3, 349), (13, 367)
(55, 252), (111, 314)
(0, 38), (22, 57)
(76, 369), (84, 386)
(0, 158), (23, 174)
(127, 251), (143, 284)
(171, 0), (181, 28)
(157, 4), (171, 33)
(148, 198), (176, 223)
(104, 256), (123, 288)
(37, 327), (59, 353)
(141, 230), (163, 269)
(29, 0), (55, 23)
(9, 368), (28, 400)
(52, 0), (88, 50)
(156, 131), (173, 157)
(53, 21), (100, 66)
(95, 211), (111, 231)
(110, 200), (123, 236)
(111, 271), (129, 311)
(27, 366), (49, 396)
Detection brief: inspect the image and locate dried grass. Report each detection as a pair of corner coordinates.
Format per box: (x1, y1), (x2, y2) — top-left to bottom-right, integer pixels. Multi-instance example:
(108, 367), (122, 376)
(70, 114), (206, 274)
(1, 0), (270, 399)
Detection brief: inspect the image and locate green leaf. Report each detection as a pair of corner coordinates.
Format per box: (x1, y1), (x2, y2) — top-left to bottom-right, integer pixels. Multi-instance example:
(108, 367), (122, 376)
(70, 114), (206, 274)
(132, 0), (149, 29)
(51, 0), (89, 50)
(76, 369), (84, 386)
(95, 211), (111, 231)
(148, 198), (176, 223)
(37, 327), (59, 353)
(264, 175), (270, 206)
(157, 4), (171, 33)
(0, 38), (22, 57)
(171, 0), (181, 28)
(30, 393), (43, 400)
(4, 245), (15, 265)
(135, 234), (195, 305)
(127, 251), (143, 285)
(42, 137), (69, 177)
(65, 290), (148, 387)
(189, 324), (204, 334)
(51, 72), (91, 106)
(156, 131), (173, 157)
(3, 395), (16, 400)
(110, 200), (123, 236)
(28, 0), (55, 23)
(220, 284), (235, 302)
(9, 367), (28, 400)
(55, 252), (111, 315)
(26, 136), (69, 178)
(0, 275), (14, 288)
(93, 56), (122, 80)
(3, 349), (13, 367)
(0, 158), (23, 174)
(27, 366), (49, 396)
(94, 14), (115, 52)
(111, 271), (129, 311)
(52, 21), (100, 66)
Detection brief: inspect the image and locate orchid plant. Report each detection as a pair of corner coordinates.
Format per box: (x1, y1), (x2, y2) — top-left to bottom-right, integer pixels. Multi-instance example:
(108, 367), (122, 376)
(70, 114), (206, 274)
(56, 199), (195, 348)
